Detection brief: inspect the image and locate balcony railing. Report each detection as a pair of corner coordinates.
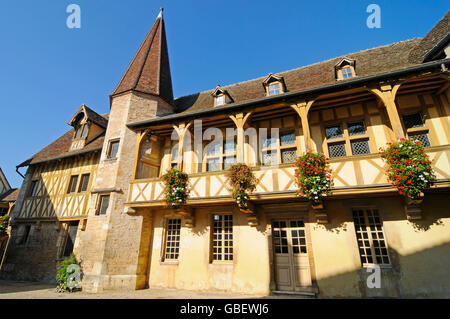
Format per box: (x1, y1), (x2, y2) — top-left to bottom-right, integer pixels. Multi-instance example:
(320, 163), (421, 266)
(127, 145), (450, 205)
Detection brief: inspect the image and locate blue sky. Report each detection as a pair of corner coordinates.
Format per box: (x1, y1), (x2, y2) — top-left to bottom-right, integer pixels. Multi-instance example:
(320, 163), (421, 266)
(0, 1), (448, 187)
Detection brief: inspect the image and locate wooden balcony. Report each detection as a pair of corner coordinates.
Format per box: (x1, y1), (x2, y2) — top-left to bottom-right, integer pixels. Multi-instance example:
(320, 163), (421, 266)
(127, 145), (450, 207)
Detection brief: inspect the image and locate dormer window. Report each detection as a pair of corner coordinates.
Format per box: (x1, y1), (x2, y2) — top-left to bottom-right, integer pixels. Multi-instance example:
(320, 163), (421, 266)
(341, 66), (354, 79)
(335, 58), (356, 80)
(215, 94), (225, 106)
(74, 123), (89, 140)
(268, 82), (281, 96)
(263, 73), (285, 96)
(212, 85), (233, 107)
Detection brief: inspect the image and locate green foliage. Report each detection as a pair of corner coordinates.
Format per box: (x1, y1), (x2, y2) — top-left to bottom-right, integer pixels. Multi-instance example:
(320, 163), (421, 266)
(226, 164), (257, 208)
(0, 215), (9, 237)
(294, 152), (332, 202)
(162, 168), (190, 209)
(56, 254), (81, 292)
(380, 138), (435, 199)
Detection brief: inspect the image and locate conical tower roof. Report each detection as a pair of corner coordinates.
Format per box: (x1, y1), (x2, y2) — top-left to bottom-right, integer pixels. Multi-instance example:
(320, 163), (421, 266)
(111, 8), (174, 105)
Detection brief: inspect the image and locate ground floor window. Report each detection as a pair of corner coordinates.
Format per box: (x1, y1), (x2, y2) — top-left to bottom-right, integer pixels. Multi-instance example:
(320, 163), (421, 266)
(163, 218), (181, 261)
(212, 214), (233, 261)
(60, 221), (79, 258)
(352, 208), (390, 266)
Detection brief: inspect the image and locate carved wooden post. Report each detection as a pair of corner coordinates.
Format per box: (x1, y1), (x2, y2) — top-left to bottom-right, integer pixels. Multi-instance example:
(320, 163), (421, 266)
(172, 122), (193, 171)
(229, 112), (252, 163)
(369, 83), (405, 140)
(290, 100), (315, 153)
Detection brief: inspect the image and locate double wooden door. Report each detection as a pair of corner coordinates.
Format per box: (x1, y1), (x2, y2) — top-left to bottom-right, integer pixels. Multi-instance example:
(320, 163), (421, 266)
(272, 219), (312, 291)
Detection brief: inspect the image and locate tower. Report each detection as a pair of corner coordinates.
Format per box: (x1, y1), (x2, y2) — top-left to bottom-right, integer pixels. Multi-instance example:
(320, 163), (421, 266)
(78, 8), (173, 292)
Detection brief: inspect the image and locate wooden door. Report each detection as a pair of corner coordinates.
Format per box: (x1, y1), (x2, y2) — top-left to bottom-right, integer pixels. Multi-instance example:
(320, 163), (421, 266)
(272, 219), (312, 291)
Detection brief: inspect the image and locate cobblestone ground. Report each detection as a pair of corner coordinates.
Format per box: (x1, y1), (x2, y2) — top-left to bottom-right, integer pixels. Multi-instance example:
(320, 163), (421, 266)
(0, 281), (308, 299)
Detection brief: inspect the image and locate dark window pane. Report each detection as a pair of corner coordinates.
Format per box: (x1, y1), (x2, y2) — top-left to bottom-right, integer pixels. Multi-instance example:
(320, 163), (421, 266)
(68, 176), (78, 193)
(280, 132), (296, 146)
(402, 112), (424, 129)
(410, 133), (430, 147)
(79, 174), (90, 192)
(348, 121), (366, 136)
(62, 222), (79, 257)
(108, 141), (120, 159)
(328, 142), (347, 158)
(98, 195), (110, 215)
(325, 125), (343, 139)
(351, 139), (370, 155)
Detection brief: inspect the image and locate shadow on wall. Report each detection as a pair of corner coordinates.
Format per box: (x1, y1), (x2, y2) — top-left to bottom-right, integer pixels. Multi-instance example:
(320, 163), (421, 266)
(0, 157), (91, 283)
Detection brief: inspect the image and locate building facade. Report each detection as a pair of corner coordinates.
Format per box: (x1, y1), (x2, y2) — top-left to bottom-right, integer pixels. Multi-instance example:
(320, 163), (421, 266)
(0, 168), (18, 269)
(1, 10), (450, 297)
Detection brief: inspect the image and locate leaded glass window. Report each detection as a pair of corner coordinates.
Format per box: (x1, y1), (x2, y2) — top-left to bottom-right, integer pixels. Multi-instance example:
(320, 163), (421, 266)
(402, 112), (424, 129)
(262, 151), (278, 166)
(328, 142), (347, 158)
(281, 150), (297, 164)
(348, 121), (366, 136)
(351, 139), (370, 155)
(412, 133), (430, 147)
(280, 132), (295, 146)
(325, 125), (343, 139)
(207, 158), (220, 172)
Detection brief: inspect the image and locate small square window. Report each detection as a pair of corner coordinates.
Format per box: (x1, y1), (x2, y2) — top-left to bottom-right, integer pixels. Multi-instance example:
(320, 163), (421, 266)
(224, 156), (236, 170)
(328, 142), (347, 158)
(280, 132), (296, 146)
(68, 175), (79, 194)
(325, 125), (343, 139)
(78, 174), (90, 192)
(268, 83), (281, 96)
(224, 141), (236, 154)
(411, 133), (431, 147)
(281, 149), (297, 164)
(351, 139), (371, 155)
(207, 158), (220, 172)
(341, 67), (353, 79)
(348, 121), (366, 136)
(97, 195), (110, 215)
(107, 140), (120, 159)
(216, 95), (225, 106)
(402, 112), (425, 129)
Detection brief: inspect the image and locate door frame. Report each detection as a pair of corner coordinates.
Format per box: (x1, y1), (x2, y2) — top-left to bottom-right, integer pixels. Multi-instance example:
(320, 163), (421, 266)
(263, 204), (317, 293)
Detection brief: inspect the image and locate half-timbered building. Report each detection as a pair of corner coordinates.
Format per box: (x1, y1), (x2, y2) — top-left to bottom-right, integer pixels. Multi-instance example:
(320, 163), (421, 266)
(1, 10), (450, 297)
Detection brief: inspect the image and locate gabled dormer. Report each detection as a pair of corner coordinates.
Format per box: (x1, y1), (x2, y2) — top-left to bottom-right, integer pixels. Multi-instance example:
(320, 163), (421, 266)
(68, 104), (108, 151)
(335, 58), (356, 80)
(262, 73), (286, 96)
(211, 85), (233, 107)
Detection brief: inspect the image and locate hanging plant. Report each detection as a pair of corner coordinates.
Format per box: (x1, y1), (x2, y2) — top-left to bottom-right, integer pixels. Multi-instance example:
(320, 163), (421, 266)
(0, 215), (9, 237)
(294, 152), (332, 202)
(162, 168), (190, 209)
(226, 163), (258, 209)
(379, 137), (435, 200)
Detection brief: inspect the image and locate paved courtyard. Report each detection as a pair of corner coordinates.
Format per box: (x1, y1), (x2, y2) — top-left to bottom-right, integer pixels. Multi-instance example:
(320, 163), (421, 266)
(0, 280), (308, 299)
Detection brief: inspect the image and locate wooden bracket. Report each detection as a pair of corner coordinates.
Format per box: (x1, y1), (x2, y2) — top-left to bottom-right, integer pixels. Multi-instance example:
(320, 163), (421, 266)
(404, 194), (424, 221)
(311, 200), (328, 224)
(238, 201), (259, 227)
(174, 207), (195, 228)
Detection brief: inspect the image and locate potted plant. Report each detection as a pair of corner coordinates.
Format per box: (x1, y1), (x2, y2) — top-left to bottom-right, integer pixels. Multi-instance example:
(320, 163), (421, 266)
(162, 168), (190, 209)
(0, 215), (9, 238)
(379, 137), (435, 202)
(226, 163), (257, 211)
(294, 152), (332, 207)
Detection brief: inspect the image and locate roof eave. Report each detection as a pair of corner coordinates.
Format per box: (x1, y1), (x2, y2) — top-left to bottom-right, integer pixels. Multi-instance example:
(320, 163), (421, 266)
(127, 58), (450, 129)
